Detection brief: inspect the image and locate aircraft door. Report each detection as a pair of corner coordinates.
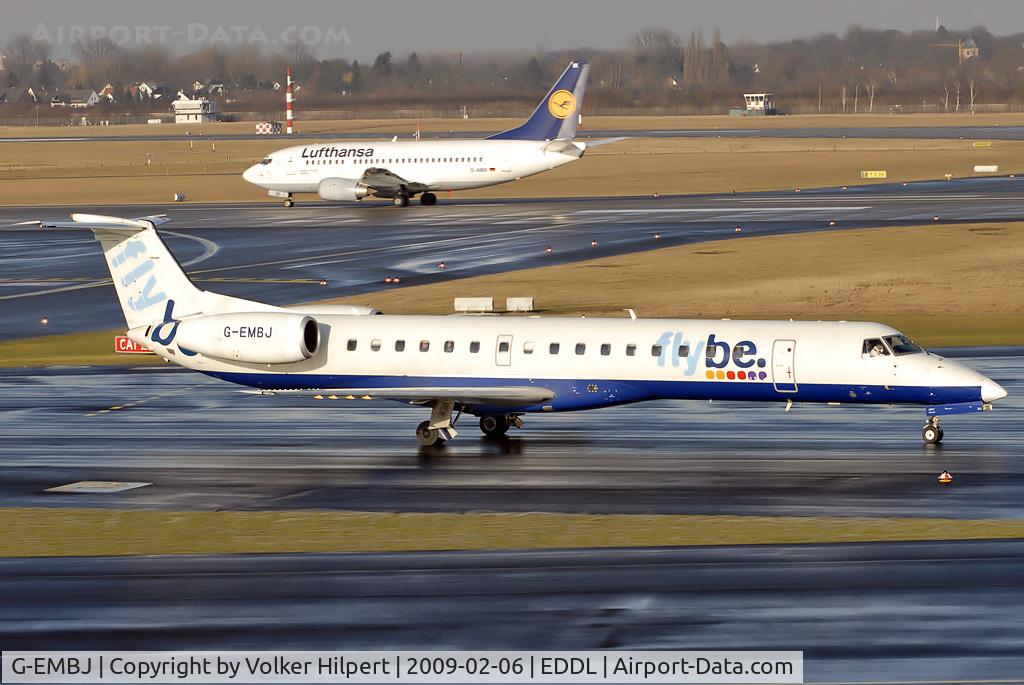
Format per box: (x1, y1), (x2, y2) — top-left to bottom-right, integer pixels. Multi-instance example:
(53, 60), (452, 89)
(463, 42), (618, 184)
(496, 334), (513, 366)
(772, 339), (798, 393)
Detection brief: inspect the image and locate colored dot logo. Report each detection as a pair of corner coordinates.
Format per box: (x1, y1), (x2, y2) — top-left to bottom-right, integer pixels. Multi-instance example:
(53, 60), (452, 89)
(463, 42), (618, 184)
(707, 369), (769, 381)
(548, 90), (577, 119)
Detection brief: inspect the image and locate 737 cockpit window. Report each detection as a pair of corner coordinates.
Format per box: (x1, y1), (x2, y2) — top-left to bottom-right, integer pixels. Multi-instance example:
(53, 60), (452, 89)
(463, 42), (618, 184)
(884, 334), (924, 356)
(862, 338), (889, 357)
(259, 157), (272, 165)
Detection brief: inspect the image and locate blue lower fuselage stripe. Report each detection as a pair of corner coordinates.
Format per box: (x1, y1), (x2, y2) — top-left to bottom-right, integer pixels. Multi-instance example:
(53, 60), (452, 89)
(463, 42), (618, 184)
(204, 371), (982, 413)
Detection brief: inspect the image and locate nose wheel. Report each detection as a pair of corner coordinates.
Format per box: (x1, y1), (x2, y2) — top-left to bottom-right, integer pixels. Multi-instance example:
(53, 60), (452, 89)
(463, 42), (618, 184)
(922, 417), (944, 445)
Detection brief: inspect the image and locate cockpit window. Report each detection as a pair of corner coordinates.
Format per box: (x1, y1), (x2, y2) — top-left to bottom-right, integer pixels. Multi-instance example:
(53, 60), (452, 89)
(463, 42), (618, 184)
(884, 334), (924, 356)
(862, 338), (889, 357)
(259, 157), (272, 165)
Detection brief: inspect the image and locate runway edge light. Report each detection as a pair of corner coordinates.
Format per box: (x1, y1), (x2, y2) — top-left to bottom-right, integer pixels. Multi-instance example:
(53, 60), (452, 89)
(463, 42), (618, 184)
(938, 470), (954, 484)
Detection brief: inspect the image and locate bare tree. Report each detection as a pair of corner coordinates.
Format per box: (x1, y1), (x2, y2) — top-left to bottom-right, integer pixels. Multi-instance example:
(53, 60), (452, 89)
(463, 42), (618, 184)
(817, 82), (822, 113)
(969, 78), (977, 113)
(854, 82), (860, 112)
(942, 83), (950, 112)
(840, 85), (848, 113)
(4, 34), (51, 86)
(865, 77), (877, 113)
(630, 28), (680, 74)
(953, 78), (961, 113)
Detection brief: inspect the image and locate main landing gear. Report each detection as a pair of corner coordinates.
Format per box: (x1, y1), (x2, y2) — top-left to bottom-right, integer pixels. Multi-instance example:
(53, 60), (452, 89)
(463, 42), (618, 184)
(420, 192), (437, 206)
(415, 406), (525, 447)
(922, 416), (944, 445)
(393, 195), (410, 207)
(283, 195), (294, 208)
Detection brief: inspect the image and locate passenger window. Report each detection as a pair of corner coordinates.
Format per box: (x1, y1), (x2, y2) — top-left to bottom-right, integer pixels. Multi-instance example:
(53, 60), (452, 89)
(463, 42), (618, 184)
(419, 340), (430, 352)
(862, 338), (889, 357)
(498, 341), (510, 353)
(347, 339), (357, 351)
(444, 340), (455, 353)
(549, 342), (560, 354)
(371, 339), (381, 351)
(575, 343), (586, 355)
(470, 341), (480, 353)
(651, 344), (663, 357)
(395, 340), (406, 352)
(600, 343), (611, 356)
(626, 344), (636, 357)
(523, 342), (534, 354)
(678, 344), (689, 357)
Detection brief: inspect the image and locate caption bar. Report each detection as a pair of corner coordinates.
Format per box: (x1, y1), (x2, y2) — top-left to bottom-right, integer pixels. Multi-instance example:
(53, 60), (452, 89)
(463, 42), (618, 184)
(2, 651), (802, 684)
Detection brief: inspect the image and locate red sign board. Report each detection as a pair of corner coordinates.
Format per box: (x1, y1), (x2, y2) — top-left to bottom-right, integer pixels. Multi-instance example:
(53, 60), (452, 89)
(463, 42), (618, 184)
(114, 336), (153, 354)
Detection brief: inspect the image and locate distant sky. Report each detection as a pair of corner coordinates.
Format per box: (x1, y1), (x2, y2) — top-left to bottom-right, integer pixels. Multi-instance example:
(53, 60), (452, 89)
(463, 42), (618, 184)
(4, 0), (1023, 62)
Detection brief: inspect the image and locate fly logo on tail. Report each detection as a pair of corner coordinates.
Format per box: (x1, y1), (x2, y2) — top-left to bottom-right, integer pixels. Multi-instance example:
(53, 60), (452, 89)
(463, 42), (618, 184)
(111, 238), (167, 312)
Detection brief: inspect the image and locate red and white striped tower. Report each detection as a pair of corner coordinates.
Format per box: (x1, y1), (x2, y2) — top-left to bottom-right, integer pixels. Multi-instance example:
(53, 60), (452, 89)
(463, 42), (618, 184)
(285, 66), (294, 134)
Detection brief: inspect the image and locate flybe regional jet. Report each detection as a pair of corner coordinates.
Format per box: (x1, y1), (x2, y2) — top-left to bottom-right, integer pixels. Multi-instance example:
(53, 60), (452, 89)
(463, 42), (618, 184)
(242, 60), (590, 207)
(31, 214), (1007, 447)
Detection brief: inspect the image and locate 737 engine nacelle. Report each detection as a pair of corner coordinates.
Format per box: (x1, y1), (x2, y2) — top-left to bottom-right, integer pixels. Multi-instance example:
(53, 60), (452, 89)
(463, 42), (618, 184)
(175, 312), (320, 364)
(318, 177), (370, 202)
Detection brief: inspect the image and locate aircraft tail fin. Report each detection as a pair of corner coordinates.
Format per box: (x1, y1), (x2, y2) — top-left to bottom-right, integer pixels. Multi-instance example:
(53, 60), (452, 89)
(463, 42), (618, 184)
(487, 60), (590, 141)
(25, 214), (204, 329)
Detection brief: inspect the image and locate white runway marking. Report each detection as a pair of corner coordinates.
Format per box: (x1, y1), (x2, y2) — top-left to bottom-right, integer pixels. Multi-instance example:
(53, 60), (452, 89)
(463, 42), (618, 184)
(164, 230), (220, 267)
(577, 206), (871, 214)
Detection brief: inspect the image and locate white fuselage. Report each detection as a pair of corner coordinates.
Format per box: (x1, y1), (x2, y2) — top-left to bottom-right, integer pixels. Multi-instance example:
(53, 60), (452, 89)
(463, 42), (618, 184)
(140, 313), (1003, 414)
(242, 139), (584, 195)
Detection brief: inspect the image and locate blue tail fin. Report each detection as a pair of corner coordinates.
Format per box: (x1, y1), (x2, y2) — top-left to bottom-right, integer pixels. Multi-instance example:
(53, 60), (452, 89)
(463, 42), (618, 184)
(487, 60), (590, 141)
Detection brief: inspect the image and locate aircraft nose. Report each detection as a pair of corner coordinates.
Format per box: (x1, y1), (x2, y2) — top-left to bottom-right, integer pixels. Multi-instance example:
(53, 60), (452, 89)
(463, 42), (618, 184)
(242, 164), (258, 184)
(981, 378), (1008, 403)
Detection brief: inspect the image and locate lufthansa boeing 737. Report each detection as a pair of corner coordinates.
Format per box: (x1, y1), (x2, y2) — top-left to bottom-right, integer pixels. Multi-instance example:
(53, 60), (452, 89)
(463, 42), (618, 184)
(242, 60), (590, 207)
(29, 214), (1007, 447)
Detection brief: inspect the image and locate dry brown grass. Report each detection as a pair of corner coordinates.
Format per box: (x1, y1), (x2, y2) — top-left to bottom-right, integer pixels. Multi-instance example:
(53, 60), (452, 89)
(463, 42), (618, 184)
(321, 222), (1024, 347)
(2, 222), (1020, 368)
(5, 507), (1024, 557)
(5, 112), (1024, 139)
(1, 136), (1020, 206)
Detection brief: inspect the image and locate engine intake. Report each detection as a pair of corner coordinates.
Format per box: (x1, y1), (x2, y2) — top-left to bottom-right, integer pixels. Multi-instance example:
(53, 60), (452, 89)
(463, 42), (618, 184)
(318, 177), (370, 202)
(176, 312), (319, 364)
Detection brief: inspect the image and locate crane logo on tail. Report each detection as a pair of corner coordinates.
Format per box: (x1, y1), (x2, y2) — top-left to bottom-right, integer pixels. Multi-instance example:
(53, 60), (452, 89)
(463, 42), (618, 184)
(547, 90), (577, 119)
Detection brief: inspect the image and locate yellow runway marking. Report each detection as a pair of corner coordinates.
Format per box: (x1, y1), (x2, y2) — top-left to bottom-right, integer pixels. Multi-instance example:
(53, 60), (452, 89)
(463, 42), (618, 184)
(84, 384), (206, 417)
(3, 509), (1024, 558)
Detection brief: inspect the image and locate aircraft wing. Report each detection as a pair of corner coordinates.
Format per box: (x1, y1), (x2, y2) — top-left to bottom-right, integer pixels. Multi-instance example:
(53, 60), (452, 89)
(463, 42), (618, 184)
(360, 167), (430, 196)
(246, 386), (555, 406)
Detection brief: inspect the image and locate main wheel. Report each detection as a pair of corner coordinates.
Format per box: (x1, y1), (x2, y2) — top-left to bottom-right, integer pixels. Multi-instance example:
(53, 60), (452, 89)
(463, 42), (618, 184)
(283, 198), (294, 208)
(393, 195), (410, 207)
(922, 425), (943, 445)
(479, 415), (510, 438)
(416, 420), (445, 446)
(420, 192), (437, 206)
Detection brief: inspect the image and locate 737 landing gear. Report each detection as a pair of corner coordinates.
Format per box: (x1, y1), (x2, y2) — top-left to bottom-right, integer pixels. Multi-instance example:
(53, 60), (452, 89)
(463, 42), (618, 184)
(479, 414), (524, 439)
(420, 192), (437, 206)
(393, 195), (410, 207)
(283, 195), (294, 208)
(922, 416), (944, 445)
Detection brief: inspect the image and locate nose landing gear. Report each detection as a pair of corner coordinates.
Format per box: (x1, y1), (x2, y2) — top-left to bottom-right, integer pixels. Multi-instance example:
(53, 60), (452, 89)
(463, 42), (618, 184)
(922, 416), (944, 445)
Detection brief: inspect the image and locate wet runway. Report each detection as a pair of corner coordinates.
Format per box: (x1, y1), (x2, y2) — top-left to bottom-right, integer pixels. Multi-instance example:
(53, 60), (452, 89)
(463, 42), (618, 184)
(0, 354), (1019, 517)
(5, 124), (1024, 143)
(3, 542), (1024, 682)
(1, 355), (1022, 681)
(2, 176), (1023, 339)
